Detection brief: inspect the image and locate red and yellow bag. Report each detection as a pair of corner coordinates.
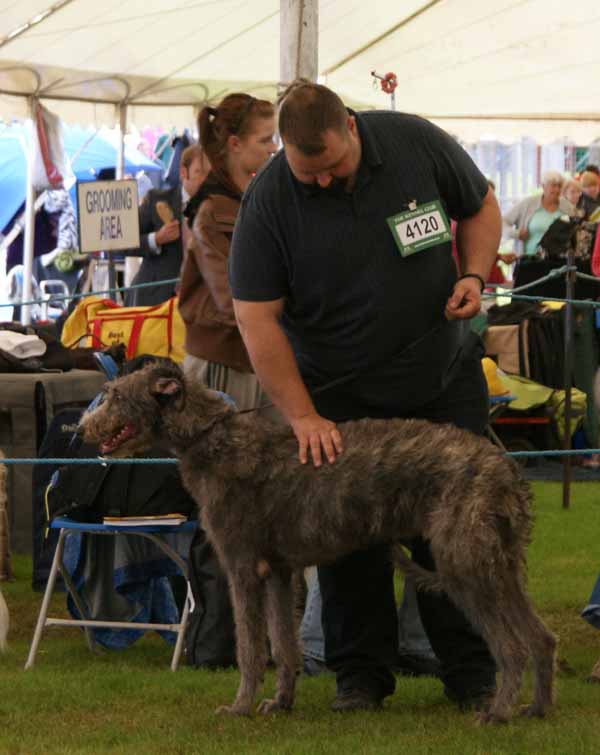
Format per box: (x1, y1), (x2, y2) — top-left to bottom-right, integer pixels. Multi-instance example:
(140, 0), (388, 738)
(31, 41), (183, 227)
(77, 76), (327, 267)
(61, 296), (185, 363)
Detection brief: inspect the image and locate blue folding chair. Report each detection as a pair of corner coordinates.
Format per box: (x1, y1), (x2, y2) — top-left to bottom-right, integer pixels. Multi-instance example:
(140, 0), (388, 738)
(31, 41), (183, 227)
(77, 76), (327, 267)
(25, 517), (196, 671)
(487, 394), (517, 450)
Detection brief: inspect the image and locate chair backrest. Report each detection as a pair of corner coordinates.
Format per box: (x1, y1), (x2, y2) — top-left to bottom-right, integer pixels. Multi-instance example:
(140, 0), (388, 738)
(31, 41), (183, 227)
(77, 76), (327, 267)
(5, 265), (43, 320)
(39, 279), (69, 320)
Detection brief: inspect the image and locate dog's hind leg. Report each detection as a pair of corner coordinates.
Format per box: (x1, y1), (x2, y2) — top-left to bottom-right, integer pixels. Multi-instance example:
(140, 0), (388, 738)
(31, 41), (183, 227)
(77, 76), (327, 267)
(216, 569), (268, 716)
(440, 579), (528, 724)
(586, 656), (600, 683)
(444, 574), (555, 724)
(472, 573), (555, 720)
(0, 588), (8, 652)
(515, 593), (556, 718)
(257, 568), (300, 715)
(478, 616), (528, 724)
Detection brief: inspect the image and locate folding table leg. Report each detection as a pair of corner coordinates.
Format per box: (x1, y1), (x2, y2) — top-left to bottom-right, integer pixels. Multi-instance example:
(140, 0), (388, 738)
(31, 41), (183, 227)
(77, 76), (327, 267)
(25, 529), (67, 670)
(170, 581), (192, 672)
(57, 535), (99, 653)
(486, 423), (508, 451)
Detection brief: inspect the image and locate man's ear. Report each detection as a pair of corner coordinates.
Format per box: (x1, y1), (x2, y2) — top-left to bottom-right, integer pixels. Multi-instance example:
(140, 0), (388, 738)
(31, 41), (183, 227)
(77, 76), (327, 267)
(150, 375), (185, 411)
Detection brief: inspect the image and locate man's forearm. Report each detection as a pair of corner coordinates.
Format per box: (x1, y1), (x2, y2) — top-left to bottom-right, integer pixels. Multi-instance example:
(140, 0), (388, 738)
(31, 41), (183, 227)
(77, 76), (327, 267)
(237, 316), (315, 424)
(456, 189), (502, 278)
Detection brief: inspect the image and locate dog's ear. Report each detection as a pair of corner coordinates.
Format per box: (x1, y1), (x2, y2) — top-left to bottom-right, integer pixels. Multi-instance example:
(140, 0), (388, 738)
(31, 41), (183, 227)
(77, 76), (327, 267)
(150, 374), (185, 411)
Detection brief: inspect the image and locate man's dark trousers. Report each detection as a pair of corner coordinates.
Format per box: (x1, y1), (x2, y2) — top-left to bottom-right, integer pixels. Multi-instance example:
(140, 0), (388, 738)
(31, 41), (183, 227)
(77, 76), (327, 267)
(314, 350), (497, 700)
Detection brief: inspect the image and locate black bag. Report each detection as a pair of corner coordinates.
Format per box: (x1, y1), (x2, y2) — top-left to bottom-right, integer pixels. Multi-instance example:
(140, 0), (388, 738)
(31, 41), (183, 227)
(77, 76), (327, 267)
(538, 217), (574, 260)
(34, 422), (196, 590)
(539, 217), (598, 261)
(45, 434), (196, 524)
(184, 526), (237, 668)
(526, 309), (565, 389)
(32, 408), (83, 590)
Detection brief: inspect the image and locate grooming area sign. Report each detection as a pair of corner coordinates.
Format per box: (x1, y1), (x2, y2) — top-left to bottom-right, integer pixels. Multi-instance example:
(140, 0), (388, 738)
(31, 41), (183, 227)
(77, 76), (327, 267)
(77, 179), (140, 252)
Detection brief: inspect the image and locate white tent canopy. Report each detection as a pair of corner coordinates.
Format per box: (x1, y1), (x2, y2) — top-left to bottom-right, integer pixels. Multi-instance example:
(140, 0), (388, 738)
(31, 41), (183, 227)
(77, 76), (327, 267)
(1, 0), (600, 141)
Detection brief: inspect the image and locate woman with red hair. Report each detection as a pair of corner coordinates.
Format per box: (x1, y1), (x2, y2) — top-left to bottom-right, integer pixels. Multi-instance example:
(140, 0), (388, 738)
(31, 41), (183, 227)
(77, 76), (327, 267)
(178, 94), (277, 409)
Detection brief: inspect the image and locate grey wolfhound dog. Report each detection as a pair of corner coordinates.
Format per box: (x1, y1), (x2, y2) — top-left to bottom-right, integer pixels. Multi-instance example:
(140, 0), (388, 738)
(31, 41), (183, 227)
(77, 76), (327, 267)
(80, 361), (556, 723)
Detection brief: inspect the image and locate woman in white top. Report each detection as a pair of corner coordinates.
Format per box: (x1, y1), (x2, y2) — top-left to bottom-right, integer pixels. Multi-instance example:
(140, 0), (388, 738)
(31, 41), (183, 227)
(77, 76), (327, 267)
(502, 171), (574, 259)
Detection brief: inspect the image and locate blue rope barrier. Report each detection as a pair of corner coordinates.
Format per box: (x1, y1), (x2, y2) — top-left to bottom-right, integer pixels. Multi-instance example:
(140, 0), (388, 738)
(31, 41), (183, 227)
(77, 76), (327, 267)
(1, 261), (598, 313)
(574, 270), (600, 284)
(508, 449), (600, 458)
(0, 276), (180, 309)
(483, 291), (600, 307)
(1, 449), (600, 465)
(0, 457), (178, 465)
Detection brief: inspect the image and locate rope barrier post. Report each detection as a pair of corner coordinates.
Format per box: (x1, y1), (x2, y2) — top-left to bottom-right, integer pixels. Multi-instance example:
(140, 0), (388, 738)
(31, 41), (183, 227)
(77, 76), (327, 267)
(562, 251), (576, 509)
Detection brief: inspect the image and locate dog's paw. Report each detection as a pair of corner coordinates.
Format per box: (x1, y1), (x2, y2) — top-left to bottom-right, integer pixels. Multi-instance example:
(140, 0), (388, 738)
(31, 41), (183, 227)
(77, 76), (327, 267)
(476, 710), (509, 725)
(215, 704), (251, 717)
(585, 674), (600, 684)
(519, 704), (546, 718)
(257, 698), (292, 715)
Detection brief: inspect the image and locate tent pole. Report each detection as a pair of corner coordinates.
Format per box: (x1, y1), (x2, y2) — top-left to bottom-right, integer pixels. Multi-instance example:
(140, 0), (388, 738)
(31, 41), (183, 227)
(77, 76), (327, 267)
(280, 0), (318, 90)
(119, 103), (140, 291)
(21, 96), (37, 325)
(110, 103), (128, 297)
(116, 103), (126, 180)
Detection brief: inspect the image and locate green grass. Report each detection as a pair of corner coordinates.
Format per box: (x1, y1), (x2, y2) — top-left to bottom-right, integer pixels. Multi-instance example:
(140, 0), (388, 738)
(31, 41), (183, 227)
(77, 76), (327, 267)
(2, 482), (600, 753)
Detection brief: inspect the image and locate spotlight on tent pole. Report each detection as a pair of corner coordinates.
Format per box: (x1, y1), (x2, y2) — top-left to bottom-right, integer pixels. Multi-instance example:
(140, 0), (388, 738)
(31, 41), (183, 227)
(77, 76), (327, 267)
(371, 70), (398, 111)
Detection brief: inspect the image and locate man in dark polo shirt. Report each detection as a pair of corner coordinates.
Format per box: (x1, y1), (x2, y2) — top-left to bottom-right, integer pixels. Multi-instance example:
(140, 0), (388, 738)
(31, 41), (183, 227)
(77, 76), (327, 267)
(229, 81), (502, 712)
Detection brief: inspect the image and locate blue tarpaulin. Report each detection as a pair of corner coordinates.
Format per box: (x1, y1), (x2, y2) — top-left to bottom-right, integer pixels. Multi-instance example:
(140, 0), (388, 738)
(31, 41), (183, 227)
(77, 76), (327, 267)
(0, 124), (162, 234)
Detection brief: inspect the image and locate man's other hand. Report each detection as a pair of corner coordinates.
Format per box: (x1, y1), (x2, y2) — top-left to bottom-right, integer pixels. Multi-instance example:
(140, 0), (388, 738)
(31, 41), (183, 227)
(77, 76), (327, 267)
(445, 277), (482, 320)
(156, 220), (180, 245)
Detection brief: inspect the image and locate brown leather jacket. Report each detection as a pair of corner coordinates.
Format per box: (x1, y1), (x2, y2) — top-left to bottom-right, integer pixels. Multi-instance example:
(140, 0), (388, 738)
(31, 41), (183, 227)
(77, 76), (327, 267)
(178, 188), (252, 372)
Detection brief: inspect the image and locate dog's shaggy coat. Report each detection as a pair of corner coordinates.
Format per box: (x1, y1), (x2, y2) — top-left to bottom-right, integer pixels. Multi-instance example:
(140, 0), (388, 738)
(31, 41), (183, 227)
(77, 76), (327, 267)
(80, 362), (556, 723)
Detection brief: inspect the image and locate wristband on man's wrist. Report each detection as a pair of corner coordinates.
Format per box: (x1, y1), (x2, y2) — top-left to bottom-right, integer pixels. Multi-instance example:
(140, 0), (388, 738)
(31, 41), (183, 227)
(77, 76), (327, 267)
(457, 273), (485, 293)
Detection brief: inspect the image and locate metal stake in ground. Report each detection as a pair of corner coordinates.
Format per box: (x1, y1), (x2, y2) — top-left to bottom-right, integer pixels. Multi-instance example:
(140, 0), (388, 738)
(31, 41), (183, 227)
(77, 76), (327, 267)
(562, 249), (576, 509)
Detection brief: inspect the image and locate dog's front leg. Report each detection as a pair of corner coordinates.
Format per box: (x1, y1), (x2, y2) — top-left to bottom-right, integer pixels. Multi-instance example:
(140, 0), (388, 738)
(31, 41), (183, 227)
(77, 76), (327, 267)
(216, 570), (268, 716)
(257, 568), (300, 715)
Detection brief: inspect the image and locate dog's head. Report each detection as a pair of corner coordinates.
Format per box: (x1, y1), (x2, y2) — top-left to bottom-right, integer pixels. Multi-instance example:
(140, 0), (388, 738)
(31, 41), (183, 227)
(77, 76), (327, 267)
(80, 361), (187, 457)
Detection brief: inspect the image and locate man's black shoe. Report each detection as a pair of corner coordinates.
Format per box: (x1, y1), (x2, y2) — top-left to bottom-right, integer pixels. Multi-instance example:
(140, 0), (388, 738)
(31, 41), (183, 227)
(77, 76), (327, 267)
(444, 684), (495, 712)
(394, 653), (441, 678)
(330, 689), (384, 712)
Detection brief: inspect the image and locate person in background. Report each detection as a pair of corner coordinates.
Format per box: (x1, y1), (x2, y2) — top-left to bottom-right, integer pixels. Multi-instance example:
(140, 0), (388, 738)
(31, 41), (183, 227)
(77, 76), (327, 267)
(178, 93), (277, 410)
(562, 178), (583, 216)
(126, 144), (209, 307)
(577, 171), (600, 221)
(502, 170), (572, 260)
(40, 189), (79, 273)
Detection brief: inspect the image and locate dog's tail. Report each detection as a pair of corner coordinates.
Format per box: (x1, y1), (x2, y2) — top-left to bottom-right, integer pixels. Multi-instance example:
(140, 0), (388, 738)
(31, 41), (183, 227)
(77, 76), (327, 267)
(392, 546), (444, 593)
(0, 587), (8, 651)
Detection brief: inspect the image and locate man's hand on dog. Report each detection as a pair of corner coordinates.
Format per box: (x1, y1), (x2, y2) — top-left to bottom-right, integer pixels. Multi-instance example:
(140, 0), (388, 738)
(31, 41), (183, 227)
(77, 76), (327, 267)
(290, 413), (343, 467)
